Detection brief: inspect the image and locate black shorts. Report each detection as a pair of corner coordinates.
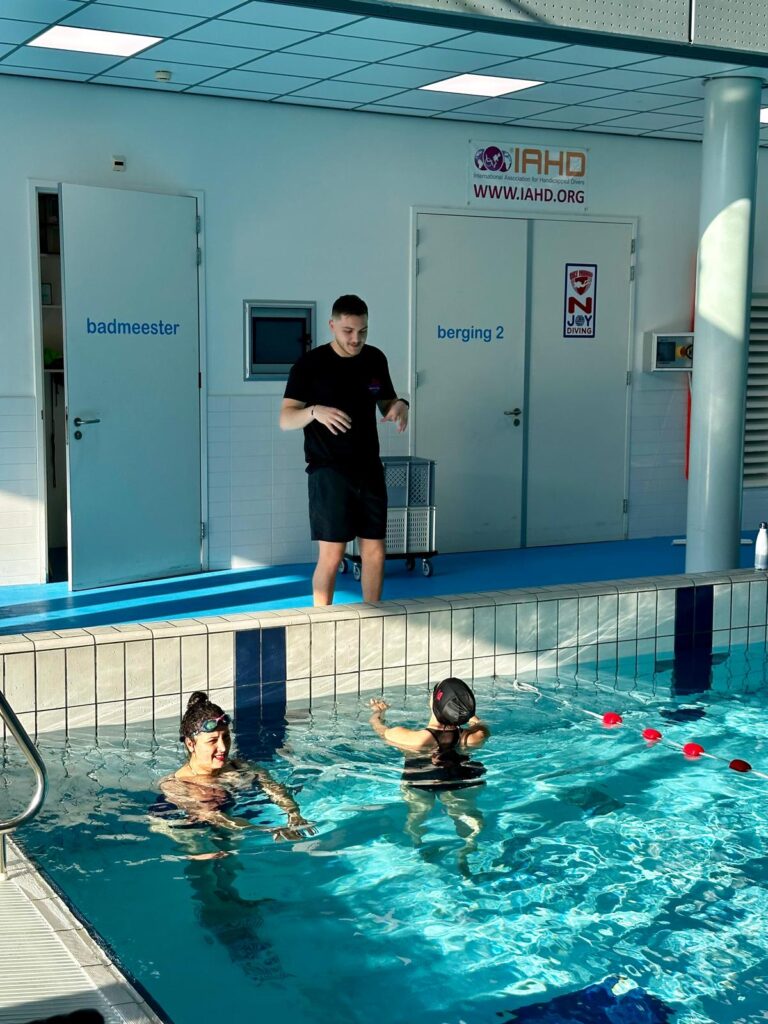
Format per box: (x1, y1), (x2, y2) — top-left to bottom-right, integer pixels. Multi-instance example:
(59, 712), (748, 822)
(308, 465), (387, 543)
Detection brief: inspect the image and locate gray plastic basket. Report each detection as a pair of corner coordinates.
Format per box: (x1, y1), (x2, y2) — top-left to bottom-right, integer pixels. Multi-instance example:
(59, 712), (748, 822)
(381, 456), (435, 508)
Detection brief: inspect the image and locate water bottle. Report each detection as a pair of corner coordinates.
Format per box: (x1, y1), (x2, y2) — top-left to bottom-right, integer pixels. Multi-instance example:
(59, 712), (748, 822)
(755, 522), (768, 570)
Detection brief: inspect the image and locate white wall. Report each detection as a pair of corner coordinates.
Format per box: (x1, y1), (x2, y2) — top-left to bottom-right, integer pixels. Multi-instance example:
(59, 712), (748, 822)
(1, 74), (767, 583)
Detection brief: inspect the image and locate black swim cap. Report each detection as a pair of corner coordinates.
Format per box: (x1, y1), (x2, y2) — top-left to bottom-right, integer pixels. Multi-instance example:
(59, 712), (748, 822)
(432, 678), (476, 726)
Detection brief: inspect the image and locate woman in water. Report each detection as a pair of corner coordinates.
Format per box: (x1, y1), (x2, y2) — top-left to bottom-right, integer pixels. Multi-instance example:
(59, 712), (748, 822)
(157, 691), (315, 841)
(369, 678), (490, 873)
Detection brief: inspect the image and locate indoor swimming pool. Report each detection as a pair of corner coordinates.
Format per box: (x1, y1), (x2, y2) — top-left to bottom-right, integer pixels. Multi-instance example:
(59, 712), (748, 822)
(6, 655), (768, 1024)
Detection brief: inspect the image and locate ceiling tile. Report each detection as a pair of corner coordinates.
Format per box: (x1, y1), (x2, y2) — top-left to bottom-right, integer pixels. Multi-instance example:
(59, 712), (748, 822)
(712, 65), (768, 79)
(512, 117), (594, 129)
(334, 63), (441, 89)
(541, 44), (651, 67)
(565, 68), (688, 89)
(522, 82), (620, 104)
(335, 17), (465, 45)
(243, 52), (363, 78)
(285, 34), (417, 62)
(0, 62), (87, 79)
(66, 5), (201, 36)
(581, 91), (689, 112)
(488, 57), (603, 81)
(187, 85), (277, 100)
(533, 105), (623, 124)
(143, 40), (266, 68)
(0, 19), (45, 44)
(99, 0), (235, 14)
(596, 110), (702, 130)
(275, 95), (359, 109)
(437, 32), (565, 58)
(222, 2), (359, 32)
(378, 88), (472, 111)
(629, 56), (743, 76)
(638, 97), (704, 117)
(100, 56), (223, 84)
(457, 96), (563, 117)
(0, 1), (80, 18)
(2, 46), (120, 73)
(0, 41), (14, 57)
(91, 74), (187, 90)
(180, 21), (314, 49)
(576, 124), (645, 134)
(435, 111), (515, 122)
(359, 103), (436, 117)
(199, 68), (315, 93)
(639, 78), (706, 98)
(287, 80), (401, 104)
(385, 46), (510, 73)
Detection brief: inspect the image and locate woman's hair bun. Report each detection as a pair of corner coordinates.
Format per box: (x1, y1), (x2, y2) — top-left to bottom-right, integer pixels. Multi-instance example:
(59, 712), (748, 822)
(186, 691), (208, 710)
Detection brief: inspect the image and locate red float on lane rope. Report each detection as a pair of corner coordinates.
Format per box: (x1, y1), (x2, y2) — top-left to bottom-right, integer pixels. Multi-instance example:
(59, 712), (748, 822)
(642, 728), (662, 742)
(602, 712), (623, 727)
(682, 742), (705, 758)
(729, 758), (752, 773)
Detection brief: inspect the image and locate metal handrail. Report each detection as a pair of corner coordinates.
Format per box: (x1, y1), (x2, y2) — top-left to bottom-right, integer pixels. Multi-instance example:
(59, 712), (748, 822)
(0, 690), (47, 879)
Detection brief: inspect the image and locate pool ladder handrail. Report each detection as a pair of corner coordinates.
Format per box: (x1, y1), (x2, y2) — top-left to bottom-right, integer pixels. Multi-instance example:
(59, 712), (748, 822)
(0, 689), (47, 880)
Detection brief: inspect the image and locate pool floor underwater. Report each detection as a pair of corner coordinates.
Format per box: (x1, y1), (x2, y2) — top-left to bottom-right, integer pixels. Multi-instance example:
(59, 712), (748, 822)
(0, 536), (756, 635)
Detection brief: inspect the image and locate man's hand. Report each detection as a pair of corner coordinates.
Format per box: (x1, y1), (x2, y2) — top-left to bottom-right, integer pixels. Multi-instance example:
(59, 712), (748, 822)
(314, 404), (352, 435)
(381, 400), (408, 433)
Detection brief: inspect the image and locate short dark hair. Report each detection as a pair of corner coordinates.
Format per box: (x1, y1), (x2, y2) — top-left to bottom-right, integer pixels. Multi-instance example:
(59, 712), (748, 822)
(179, 690), (227, 741)
(332, 294), (368, 319)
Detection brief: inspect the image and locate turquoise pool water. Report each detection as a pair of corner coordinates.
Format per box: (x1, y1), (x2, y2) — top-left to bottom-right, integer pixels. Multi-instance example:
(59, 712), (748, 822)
(5, 663), (768, 1024)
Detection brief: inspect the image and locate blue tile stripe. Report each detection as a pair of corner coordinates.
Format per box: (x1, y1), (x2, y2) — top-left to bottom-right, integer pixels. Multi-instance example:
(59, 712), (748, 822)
(673, 585), (713, 695)
(234, 627), (287, 718)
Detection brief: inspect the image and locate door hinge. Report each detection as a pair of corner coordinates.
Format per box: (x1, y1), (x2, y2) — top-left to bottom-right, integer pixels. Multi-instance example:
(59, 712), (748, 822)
(414, 257), (420, 277)
(626, 370), (632, 385)
(201, 521), (206, 541)
(623, 499), (629, 514)
(198, 371), (202, 389)
(630, 238), (636, 254)
(196, 247), (202, 266)
(195, 215), (201, 234)
(629, 265), (635, 281)
(415, 370), (423, 388)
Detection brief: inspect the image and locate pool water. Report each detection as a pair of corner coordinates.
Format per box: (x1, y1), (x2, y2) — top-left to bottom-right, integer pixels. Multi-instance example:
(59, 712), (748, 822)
(5, 666), (768, 1024)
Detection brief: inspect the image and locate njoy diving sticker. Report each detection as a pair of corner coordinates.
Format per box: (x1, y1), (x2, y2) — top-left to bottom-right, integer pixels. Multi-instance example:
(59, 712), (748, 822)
(563, 264), (597, 339)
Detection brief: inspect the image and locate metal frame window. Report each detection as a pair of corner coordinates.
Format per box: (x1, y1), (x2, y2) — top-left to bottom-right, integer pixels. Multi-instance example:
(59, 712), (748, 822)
(244, 300), (315, 381)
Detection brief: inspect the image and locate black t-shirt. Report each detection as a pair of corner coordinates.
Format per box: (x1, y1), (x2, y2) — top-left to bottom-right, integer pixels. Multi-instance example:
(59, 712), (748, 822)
(284, 344), (396, 472)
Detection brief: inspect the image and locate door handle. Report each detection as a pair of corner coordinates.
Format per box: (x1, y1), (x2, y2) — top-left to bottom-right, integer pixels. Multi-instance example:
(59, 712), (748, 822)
(73, 417), (101, 426)
(503, 409), (522, 416)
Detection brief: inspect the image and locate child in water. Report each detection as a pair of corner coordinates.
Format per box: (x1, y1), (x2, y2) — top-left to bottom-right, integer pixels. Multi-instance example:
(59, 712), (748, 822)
(369, 678), (490, 873)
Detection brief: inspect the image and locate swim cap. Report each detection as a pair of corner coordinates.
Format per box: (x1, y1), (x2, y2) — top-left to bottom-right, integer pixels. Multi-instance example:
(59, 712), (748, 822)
(432, 678), (476, 726)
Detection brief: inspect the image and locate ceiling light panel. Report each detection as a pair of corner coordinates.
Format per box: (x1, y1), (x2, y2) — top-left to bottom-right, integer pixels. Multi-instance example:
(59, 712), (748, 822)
(29, 25), (159, 56)
(421, 73), (541, 96)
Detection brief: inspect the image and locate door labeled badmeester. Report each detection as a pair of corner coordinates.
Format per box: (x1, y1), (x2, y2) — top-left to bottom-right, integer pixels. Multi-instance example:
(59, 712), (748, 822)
(61, 184), (202, 590)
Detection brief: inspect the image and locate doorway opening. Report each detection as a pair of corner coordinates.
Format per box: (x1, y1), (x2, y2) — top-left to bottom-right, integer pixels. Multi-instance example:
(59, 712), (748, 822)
(37, 190), (67, 583)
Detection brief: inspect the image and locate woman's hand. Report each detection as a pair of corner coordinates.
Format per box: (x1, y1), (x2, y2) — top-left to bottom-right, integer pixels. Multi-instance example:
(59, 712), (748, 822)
(369, 699), (389, 713)
(272, 815), (317, 842)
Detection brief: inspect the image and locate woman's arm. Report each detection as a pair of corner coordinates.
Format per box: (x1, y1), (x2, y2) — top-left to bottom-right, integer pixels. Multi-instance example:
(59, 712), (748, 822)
(369, 700), (433, 750)
(252, 766), (316, 840)
(461, 716), (491, 748)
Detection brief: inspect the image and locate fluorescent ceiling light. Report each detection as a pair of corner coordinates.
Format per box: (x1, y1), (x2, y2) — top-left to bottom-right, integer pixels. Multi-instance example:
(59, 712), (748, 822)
(421, 73), (541, 97)
(28, 26), (161, 56)
(761, 107), (768, 124)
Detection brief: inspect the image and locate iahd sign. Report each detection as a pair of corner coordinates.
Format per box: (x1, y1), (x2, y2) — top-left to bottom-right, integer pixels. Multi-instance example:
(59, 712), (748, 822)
(469, 140), (588, 211)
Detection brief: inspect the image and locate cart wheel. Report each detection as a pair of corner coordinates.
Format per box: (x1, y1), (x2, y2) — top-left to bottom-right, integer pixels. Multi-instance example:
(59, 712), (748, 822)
(352, 562), (362, 582)
(339, 558), (349, 575)
(405, 557), (416, 571)
(421, 559), (433, 578)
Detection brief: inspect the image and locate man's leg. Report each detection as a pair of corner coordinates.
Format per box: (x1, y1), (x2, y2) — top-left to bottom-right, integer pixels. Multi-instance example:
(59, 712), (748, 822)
(357, 537), (385, 603)
(313, 541), (346, 606)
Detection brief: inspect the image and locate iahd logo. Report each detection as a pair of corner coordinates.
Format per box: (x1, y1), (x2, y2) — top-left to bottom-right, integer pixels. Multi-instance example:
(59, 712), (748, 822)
(474, 145), (512, 172)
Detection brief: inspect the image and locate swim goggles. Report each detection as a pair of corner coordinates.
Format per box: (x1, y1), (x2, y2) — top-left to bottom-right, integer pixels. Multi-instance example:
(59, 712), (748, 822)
(194, 713), (231, 734)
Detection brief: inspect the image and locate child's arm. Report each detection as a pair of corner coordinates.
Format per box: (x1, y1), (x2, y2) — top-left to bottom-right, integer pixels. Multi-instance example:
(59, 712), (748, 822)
(369, 700), (433, 750)
(462, 716), (491, 748)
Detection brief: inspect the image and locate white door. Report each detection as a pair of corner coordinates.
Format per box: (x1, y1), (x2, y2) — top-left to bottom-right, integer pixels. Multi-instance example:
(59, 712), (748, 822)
(414, 213), (528, 552)
(61, 184), (201, 590)
(526, 219), (633, 545)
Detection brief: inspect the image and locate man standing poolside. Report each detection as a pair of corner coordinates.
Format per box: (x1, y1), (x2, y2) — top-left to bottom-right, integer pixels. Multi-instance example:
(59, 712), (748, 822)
(280, 295), (409, 605)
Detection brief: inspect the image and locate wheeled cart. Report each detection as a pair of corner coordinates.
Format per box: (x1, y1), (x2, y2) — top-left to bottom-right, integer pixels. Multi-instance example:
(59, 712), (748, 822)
(340, 456), (437, 580)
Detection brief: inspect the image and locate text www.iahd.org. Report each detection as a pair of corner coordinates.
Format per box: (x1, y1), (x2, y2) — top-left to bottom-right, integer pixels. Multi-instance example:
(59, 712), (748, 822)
(473, 183), (585, 203)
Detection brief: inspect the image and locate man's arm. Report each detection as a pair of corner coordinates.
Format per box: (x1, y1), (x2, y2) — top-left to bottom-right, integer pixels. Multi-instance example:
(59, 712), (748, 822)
(378, 398), (409, 433)
(279, 397), (352, 435)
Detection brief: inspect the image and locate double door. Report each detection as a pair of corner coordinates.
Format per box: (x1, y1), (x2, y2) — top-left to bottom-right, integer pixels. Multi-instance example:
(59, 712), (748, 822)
(414, 212), (634, 552)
